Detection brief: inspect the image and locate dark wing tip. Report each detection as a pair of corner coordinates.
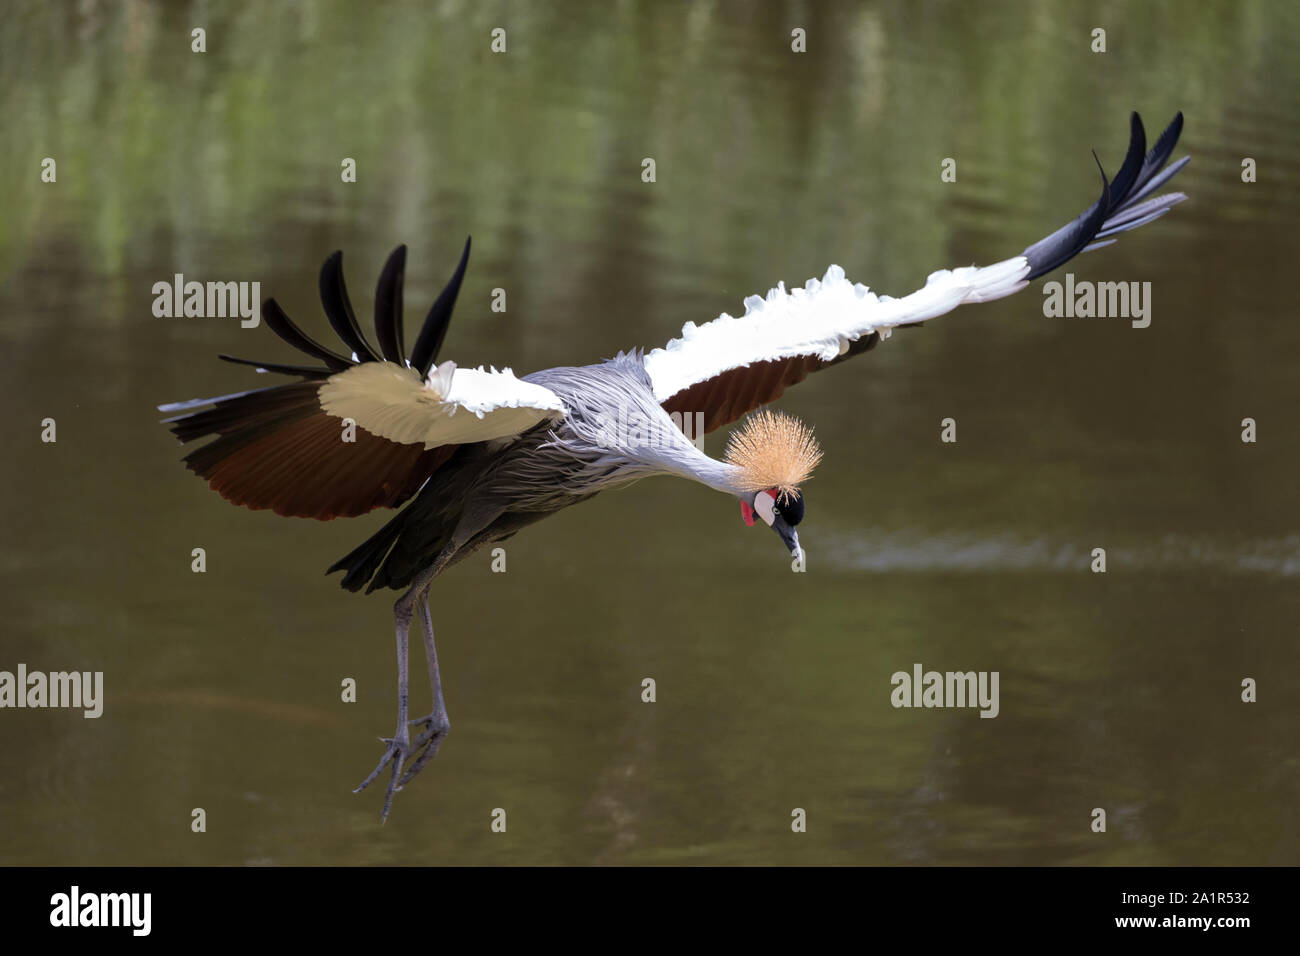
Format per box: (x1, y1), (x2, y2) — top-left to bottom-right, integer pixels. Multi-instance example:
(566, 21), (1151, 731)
(1021, 151), (1111, 281)
(318, 250), (380, 362)
(1107, 113), (1147, 208)
(409, 237), (472, 376)
(1022, 110), (1187, 282)
(374, 245), (409, 364)
(259, 297), (353, 371)
(206, 240), (478, 382)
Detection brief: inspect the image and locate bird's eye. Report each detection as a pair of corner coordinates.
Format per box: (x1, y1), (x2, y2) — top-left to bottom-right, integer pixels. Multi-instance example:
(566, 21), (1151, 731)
(781, 491), (806, 526)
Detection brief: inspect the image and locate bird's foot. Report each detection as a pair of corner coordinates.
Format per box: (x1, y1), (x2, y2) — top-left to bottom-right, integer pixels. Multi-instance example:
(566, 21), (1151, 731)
(398, 711), (450, 789)
(353, 723), (414, 823)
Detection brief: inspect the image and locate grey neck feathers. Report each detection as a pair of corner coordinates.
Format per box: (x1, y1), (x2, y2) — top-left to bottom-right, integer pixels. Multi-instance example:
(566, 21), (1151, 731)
(527, 353), (745, 498)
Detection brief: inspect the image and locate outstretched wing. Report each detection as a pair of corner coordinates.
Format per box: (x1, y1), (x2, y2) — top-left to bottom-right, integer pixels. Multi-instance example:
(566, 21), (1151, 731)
(649, 112), (1189, 434)
(160, 239), (564, 520)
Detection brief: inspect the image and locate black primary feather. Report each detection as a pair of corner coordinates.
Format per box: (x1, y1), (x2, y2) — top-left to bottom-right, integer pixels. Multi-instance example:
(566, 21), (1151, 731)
(373, 245), (408, 364)
(1126, 112), (1185, 208)
(261, 297), (353, 370)
(410, 236), (471, 376)
(197, 243), (476, 383)
(1022, 155), (1112, 281)
(217, 354), (335, 377)
(319, 251), (380, 362)
(1084, 112), (1188, 250)
(1021, 112), (1189, 274)
(1104, 113), (1148, 214)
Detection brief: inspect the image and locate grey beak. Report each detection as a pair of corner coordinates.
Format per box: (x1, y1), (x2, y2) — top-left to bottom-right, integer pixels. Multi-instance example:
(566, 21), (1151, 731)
(772, 515), (801, 557)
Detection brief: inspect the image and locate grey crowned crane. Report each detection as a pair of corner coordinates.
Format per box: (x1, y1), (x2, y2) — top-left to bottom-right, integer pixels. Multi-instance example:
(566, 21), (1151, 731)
(160, 112), (1189, 820)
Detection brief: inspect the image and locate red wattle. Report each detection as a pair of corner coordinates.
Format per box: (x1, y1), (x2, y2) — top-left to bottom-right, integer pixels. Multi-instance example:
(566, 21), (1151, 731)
(740, 500), (756, 527)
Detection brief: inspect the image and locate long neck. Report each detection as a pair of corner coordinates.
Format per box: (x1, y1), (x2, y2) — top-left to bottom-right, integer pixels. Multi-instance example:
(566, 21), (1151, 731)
(530, 359), (747, 497)
(630, 426), (745, 496)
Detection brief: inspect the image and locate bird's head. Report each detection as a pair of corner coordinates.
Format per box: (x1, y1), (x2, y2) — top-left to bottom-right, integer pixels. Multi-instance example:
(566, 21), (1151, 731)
(725, 410), (822, 559)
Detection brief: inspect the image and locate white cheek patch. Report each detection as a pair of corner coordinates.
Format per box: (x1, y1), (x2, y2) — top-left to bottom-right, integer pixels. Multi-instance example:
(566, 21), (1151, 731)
(753, 491), (777, 527)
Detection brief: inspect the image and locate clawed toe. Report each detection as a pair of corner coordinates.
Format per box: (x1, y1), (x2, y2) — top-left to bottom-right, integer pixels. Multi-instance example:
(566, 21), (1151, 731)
(408, 713), (448, 746)
(397, 717), (449, 789)
(353, 728), (415, 821)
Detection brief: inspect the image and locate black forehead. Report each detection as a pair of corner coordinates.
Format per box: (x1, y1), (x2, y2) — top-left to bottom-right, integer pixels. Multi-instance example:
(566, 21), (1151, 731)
(777, 490), (805, 525)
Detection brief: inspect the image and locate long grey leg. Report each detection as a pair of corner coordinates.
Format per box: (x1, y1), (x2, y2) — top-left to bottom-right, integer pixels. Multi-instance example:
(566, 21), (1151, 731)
(399, 589), (450, 787)
(352, 559), (446, 821)
(352, 594), (416, 822)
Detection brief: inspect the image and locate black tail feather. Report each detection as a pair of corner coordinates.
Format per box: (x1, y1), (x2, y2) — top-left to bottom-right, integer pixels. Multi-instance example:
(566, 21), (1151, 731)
(327, 506), (411, 592)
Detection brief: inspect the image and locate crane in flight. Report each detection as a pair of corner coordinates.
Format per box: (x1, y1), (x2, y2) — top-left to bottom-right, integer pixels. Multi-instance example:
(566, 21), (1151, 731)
(161, 112), (1188, 819)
